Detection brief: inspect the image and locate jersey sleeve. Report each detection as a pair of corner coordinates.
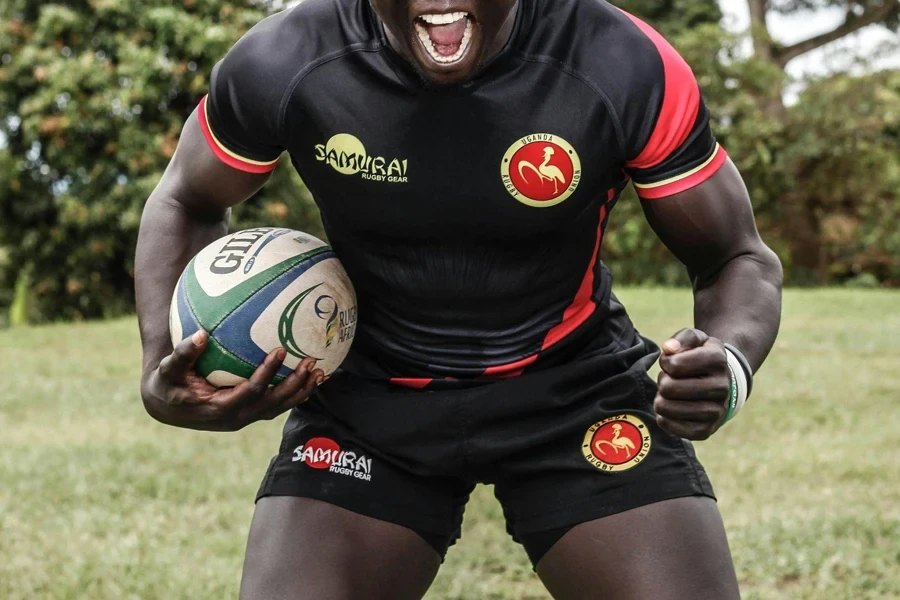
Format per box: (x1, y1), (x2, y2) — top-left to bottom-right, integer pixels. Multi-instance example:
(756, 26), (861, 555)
(620, 14), (727, 200)
(197, 19), (290, 174)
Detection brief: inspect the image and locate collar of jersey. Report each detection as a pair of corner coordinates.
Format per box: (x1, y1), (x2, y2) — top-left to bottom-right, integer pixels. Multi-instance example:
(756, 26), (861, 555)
(364, 0), (533, 93)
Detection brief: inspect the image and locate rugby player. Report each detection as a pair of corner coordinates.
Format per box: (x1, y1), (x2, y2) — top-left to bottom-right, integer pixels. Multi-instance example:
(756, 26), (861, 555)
(136, 0), (783, 597)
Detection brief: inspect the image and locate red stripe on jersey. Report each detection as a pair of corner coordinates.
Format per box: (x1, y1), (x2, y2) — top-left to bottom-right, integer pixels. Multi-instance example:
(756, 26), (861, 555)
(197, 96), (279, 174)
(481, 354), (539, 379)
(621, 13), (701, 171)
(389, 378), (432, 389)
(637, 145), (727, 199)
(541, 197), (611, 350)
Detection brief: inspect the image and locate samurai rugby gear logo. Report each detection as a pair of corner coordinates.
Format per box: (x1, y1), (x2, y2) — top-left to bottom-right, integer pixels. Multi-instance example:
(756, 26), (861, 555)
(292, 437), (373, 482)
(582, 414), (651, 472)
(314, 133), (409, 184)
(501, 133), (581, 207)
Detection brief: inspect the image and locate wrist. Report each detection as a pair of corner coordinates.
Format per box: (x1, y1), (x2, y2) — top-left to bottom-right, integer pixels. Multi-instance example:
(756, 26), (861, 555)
(723, 343), (753, 396)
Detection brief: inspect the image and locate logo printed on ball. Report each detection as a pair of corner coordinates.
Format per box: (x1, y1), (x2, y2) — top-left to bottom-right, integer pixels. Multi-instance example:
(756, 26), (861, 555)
(209, 227), (287, 275)
(278, 284), (326, 360)
(243, 229), (291, 274)
(501, 133), (581, 207)
(292, 437), (373, 481)
(314, 295), (339, 347)
(582, 414), (651, 472)
(278, 286), (357, 360)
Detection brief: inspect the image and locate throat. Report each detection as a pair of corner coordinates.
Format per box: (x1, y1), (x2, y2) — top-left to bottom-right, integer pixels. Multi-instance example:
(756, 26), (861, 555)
(425, 19), (468, 56)
(415, 17), (473, 63)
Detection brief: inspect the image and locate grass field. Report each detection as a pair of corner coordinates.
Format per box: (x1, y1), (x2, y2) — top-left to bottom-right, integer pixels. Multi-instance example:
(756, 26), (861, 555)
(1, 289), (898, 599)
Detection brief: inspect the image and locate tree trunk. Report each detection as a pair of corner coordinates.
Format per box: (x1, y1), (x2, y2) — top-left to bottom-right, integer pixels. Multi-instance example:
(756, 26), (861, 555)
(746, 0), (786, 117)
(783, 194), (826, 284)
(747, 0), (773, 62)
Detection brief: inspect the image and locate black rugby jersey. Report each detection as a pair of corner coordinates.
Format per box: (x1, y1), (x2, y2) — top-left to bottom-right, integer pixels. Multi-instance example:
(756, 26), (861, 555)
(198, 0), (728, 387)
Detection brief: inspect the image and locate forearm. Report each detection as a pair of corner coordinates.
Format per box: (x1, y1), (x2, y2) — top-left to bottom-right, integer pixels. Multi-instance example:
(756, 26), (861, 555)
(135, 192), (229, 376)
(692, 245), (783, 371)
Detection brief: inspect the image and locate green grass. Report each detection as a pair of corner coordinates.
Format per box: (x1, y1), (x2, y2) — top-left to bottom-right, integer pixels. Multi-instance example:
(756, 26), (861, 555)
(1, 289), (898, 599)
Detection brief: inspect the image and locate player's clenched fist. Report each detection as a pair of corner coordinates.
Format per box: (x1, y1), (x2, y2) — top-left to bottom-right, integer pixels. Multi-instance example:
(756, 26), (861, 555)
(140, 330), (324, 432)
(654, 328), (732, 441)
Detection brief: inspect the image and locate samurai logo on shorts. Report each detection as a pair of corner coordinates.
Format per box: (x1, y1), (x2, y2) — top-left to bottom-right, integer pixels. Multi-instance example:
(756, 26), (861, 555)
(582, 414), (651, 472)
(292, 437), (373, 482)
(501, 133), (582, 207)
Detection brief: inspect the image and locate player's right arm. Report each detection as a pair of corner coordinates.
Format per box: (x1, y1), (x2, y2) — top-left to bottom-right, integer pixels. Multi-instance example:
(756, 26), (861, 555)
(136, 15), (323, 431)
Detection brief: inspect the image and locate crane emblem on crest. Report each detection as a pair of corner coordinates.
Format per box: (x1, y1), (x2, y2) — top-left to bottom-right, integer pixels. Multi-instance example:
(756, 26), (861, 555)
(593, 423), (636, 459)
(501, 133), (582, 208)
(582, 415), (651, 473)
(517, 146), (568, 195)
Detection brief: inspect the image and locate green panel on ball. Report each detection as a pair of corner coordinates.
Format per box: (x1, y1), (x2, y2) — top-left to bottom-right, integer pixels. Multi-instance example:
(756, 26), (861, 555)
(195, 337), (257, 381)
(195, 336), (287, 385)
(184, 246), (332, 333)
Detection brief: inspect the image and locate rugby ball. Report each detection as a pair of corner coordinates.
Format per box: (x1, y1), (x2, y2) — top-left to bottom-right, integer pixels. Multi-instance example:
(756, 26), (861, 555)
(169, 228), (357, 387)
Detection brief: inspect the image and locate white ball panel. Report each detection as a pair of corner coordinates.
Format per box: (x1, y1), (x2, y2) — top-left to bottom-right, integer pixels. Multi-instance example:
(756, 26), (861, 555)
(193, 228), (328, 298)
(169, 282), (183, 348)
(206, 371), (249, 388)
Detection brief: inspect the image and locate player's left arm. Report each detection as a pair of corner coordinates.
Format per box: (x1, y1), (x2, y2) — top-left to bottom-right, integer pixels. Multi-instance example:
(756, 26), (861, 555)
(618, 12), (783, 440)
(641, 159), (783, 441)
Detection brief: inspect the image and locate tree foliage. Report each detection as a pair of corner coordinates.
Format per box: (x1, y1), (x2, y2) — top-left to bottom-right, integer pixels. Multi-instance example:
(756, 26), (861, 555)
(0, 0), (897, 323)
(0, 0), (321, 321)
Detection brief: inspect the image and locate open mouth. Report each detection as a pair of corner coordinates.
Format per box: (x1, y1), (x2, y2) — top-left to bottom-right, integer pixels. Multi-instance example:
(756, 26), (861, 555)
(414, 12), (474, 64)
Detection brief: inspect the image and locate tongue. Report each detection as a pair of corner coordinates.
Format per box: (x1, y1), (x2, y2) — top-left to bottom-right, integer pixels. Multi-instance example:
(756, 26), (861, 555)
(425, 19), (467, 55)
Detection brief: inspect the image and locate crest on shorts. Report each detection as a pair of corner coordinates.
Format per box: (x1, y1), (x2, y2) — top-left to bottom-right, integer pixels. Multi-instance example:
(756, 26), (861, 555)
(582, 414), (651, 472)
(501, 133), (582, 207)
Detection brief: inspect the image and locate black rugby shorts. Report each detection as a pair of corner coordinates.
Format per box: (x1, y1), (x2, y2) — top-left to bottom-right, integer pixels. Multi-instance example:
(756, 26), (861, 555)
(257, 306), (715, 566)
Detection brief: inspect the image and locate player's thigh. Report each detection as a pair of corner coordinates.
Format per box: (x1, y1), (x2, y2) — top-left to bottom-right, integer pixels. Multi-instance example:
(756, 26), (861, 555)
(240, 497), (441, 600)
(536, 496), (740, 600)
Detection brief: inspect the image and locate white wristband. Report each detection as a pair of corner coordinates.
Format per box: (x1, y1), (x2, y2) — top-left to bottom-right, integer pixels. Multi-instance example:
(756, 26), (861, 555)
(724, 348), (749, 422)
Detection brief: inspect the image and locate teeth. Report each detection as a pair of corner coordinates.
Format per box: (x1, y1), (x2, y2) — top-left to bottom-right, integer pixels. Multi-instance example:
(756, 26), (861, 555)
(419, 12), (468, 25)
(414, 17), (473, 64)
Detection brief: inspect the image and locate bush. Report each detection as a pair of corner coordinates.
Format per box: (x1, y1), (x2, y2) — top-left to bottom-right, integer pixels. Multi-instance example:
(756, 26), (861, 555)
(0, 1), (321, 322)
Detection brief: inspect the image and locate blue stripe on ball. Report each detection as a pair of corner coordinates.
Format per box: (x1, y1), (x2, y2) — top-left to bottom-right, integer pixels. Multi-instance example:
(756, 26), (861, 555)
(177, 270), (201, 341)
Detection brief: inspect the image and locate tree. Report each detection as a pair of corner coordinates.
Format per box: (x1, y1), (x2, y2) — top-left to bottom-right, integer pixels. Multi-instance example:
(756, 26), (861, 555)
(0, 0), (322, 322)
(749, 0), (900, 71)
(739, 0), (900, 281)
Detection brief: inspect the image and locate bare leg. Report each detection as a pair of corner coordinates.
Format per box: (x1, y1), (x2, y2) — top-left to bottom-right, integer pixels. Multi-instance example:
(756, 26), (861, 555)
(240, 497), (441, 600)
(536, 497), (740, 600)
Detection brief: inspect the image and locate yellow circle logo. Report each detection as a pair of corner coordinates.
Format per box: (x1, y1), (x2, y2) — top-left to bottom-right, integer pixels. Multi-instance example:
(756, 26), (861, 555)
(501, 133), (582, 207)
(324, 133), (367, 175)
(582, 414), (651, 472)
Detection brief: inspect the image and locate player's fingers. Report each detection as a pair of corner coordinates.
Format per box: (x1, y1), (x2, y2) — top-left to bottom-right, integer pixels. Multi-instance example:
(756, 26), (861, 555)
(659, 340), (725, 378)
(654, 395), (725, 424)
(657, 372), (730, 402)
(218, 348), (287, 409)
(661, 328), (709, 356)
(164, 387), (200, 406)
(180, 371), (219, 402)
(262, 359), (316, 405)
(158, 331), (207, 381)
(254, 366), (323, 422)
(656, 415), (718, 441)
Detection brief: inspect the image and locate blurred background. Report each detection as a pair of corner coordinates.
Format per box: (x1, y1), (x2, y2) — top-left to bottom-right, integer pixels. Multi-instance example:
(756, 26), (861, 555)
(0, 1), (898, 599)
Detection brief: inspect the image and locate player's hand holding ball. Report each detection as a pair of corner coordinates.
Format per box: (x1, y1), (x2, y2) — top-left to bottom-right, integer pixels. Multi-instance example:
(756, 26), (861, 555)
(654, 328), (750, 441)
(141, 228), (357, 432)
(141, 331), (323, 432)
